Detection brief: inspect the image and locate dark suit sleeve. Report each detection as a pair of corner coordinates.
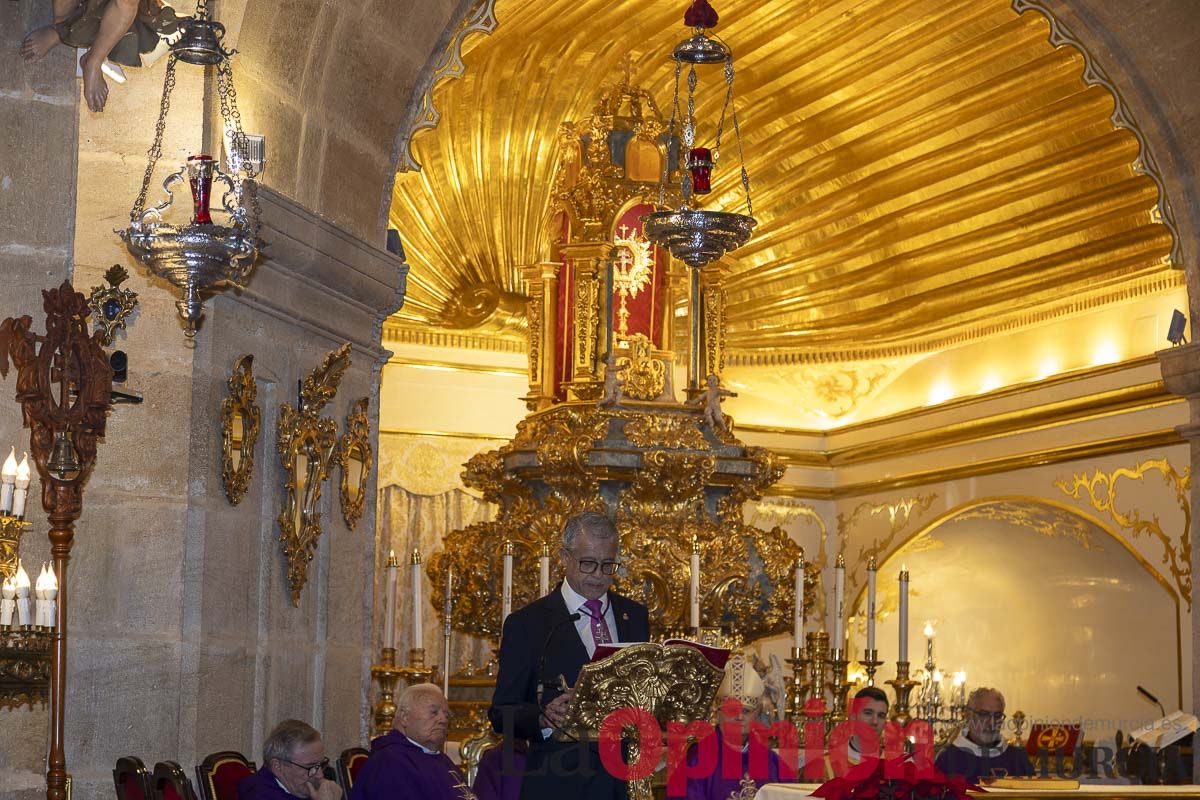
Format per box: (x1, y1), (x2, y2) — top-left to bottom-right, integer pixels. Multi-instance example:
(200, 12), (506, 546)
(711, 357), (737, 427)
(488, 609), (544, 741)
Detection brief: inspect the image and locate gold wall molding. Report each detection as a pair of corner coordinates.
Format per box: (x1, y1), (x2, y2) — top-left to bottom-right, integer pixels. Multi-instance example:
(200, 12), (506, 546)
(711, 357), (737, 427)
(1055, 458), (1191, 609)
(381, 321), (526, 354)
(385, 356), (526, 377)
(749, 498), (830, 624)
(837, 495), (937, 597)
(769, 429), (1186, 501)
(953, 502), (1101, 551)
(380, 427), (510, 441)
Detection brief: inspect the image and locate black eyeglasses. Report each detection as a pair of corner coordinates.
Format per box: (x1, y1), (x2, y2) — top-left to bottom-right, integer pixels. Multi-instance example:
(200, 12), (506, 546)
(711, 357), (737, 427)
(284, 757), (329, 775)
(969, 710), (1006, 723)
(565, 551), (622, 575)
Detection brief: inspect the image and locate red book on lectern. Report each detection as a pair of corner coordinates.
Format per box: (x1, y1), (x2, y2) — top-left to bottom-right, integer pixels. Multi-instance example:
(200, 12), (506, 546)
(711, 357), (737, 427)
(592, 640), (731, 669)
(1025, 723), (1082, 758)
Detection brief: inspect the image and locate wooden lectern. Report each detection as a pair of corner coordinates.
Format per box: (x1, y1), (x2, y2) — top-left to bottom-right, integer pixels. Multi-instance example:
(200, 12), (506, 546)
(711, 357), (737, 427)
(558, 642), (727, 800)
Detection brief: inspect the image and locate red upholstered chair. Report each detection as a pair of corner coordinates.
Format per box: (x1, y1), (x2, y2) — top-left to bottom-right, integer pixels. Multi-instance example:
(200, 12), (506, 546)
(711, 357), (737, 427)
(336, 747), (369, 793)
(113, 756), (152, 800)
(195, 751), (256, 800)
(152, 761), (199, 800)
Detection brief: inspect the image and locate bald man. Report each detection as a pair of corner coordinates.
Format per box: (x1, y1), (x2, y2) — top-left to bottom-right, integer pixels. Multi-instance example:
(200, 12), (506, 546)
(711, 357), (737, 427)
(350, 683), (476, 800)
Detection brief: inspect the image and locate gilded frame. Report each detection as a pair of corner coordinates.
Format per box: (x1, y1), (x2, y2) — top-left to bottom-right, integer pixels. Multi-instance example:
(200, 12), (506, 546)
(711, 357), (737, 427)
(220, 354), (261, 505)
(277, 343), (351, 605)
(337, 397), (372, 531)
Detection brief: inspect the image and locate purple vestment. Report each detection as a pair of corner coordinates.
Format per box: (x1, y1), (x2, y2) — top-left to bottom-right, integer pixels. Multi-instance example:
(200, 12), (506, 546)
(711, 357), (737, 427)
(684, 729), (789, 800)
(935, 735), (1034, 784)
(236, 767), (305, 800)
(472, 741), (526, 800)
(349, 730), (476, 800)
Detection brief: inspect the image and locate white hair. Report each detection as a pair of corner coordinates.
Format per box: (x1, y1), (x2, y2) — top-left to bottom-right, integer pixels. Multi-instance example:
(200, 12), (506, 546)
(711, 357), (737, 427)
(967, 687), (1005, 710)
(398, 682), (444, 714)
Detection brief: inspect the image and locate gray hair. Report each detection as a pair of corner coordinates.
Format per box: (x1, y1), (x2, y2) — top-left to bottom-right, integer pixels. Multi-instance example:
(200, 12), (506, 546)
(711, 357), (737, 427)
(263, 719), (320, 765)
(967, 687), (1005, 710)
(562, 511), (618, 550)
(398, 682), (444, 715)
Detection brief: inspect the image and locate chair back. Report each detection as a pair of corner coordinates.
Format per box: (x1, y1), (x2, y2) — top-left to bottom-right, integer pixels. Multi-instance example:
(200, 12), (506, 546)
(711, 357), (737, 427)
(195, 751), (256, 800)
(113, 755), (152, 800)
(152, 761), (198, 800)
(336, 747), (369, 792)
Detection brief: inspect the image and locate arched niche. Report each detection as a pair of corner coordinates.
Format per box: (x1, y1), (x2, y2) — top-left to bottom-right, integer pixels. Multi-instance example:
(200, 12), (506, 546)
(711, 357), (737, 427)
(851, 497), (1181, 737)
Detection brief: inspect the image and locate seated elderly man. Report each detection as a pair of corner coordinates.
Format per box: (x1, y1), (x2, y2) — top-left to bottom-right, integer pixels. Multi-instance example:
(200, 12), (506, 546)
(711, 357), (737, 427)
(936, 687), (1033, 782)
(685, 652), (790, 800)
(350, 683), (475, 800)
(237, 719), (343, 800)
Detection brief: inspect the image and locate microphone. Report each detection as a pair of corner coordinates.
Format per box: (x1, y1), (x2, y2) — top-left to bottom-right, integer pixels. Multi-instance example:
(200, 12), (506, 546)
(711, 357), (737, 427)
(537, 612), (582, 707)
(1138, 685), (1167, 718)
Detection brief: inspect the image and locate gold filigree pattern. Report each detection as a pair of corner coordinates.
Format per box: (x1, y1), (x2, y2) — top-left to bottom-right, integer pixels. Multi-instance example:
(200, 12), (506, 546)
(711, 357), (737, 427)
(526, 283), (543, 390)
(573, 269), (600, 377)
(220, 354), (260, 506)
(953, 501), (1101, 551)
(702, 283), (726, 378)
(277, 344), (351, 605)
(615, 334), (665, 400)
(839, 494), (938, 595)
(0, 517), (29, 581)
(337, 398), (372, 531)
(1056, 459), (1191, 608)
(623, 415), (706, 449)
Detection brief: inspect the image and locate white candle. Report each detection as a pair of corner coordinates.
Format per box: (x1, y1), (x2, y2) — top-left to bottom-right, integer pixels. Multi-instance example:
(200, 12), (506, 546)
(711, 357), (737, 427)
(411, 549), (423, 651)
(12, 454), (30, 519)
(866, 555), (877, 652)
(42, 563), (57, 630)
(539, 543), (550, 596)
(690, 536), (701, 629)
(501, 540), (513, 625)
(0, 575), (14, 626)
(832, 554), (845, 647)
(14, 561), (30, 626)
(0, 447), (15, 515)
(384, 550), (398, 650)
(898, 566), (909, 662)
(793, 549), (805, 650)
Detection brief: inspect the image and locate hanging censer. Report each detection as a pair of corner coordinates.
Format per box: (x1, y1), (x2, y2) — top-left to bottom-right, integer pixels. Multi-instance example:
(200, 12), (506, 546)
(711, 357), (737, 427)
(642, 0), (757, 269)
(119, 0), (260, 339)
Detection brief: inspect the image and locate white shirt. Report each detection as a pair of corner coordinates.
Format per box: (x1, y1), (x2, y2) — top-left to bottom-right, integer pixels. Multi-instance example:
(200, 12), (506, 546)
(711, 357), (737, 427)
(560, 580), (619, 657)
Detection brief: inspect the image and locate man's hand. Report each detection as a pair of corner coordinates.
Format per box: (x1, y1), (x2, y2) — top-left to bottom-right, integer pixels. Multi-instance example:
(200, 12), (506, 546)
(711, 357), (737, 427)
(303, 776), (343, 800)
(541, 690), (574, 728)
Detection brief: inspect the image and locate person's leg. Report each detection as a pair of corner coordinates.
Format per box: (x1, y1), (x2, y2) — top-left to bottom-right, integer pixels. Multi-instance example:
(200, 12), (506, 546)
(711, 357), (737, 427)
(20, 0), (79, 63)
(78, 0), (136, 112)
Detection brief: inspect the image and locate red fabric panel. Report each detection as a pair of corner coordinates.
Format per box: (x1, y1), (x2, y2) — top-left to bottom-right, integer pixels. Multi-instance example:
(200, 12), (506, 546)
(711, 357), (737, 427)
(348, 754), (368, 782)
(211, 761), (252, 800)
(118, 772), (146, 800)
(161, 780), (181, 800)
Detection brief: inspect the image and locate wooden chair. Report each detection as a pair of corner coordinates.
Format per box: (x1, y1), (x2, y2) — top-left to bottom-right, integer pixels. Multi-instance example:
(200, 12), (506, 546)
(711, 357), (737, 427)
(151, 761), (199, 800)
(195, 751), (256, 800)
(336, 747), (369, 793)
(113, 755), (152, 800)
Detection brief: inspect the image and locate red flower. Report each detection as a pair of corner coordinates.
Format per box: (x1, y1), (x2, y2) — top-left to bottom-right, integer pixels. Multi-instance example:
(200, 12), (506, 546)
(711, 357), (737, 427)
(684, 0), (719, 28)
(813, 757), (980, 800)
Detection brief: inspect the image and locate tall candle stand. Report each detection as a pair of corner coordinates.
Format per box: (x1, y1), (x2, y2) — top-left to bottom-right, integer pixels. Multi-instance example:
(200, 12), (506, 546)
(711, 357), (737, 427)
(861, 648), (883, 687)
(828, 647), (851, 722)
(886, 660), (920, 725)
(805, 630), (829, 716)
(785, 644), (809, 725)
(370, 646), (435, 735)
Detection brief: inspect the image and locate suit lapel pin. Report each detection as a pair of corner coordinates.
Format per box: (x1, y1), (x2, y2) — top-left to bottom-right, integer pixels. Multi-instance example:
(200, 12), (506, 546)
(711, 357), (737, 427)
(622, 612), (629, 620)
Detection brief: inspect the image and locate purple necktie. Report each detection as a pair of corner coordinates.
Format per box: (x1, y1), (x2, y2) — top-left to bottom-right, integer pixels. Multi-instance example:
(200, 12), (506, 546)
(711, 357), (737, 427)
(583, 598), (612, 645)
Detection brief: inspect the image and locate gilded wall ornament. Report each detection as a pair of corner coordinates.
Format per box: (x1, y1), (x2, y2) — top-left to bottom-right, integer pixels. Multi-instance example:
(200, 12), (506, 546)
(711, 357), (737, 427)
(337, 397), (373, 531)
(954, 501), (1100, 551)
(277, 343), (351, 605)
(86, 265), (138, 346)
(1056, 459), (1191, 608)
(0, 517), (30, 581)
(220, 354), (260, 505)
(839, 494), (937, 596)
(623, 414), (706, 449)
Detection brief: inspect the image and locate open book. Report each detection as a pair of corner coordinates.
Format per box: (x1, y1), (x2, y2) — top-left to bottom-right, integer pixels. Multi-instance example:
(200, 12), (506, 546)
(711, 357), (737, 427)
(1128, 710), (1199, 749)
(592, 638), (731, 669)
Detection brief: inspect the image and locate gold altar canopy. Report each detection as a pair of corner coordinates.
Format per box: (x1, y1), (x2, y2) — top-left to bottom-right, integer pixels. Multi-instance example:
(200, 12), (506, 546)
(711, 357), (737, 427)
(390, 0), (1178, 362)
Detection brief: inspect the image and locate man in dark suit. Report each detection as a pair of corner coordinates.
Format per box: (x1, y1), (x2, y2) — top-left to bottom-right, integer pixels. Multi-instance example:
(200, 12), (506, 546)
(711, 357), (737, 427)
(489, 511), (650, 800)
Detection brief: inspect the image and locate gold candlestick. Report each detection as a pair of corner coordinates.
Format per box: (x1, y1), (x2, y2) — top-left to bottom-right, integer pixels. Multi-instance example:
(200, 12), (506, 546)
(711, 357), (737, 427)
(861, 648), (883, 687)
(806, 630), (829, 716)
(828, 647), (851, 722)
(785, 644), (809, 726)
(886, 660), (919, 725)
(370, 646), (436, 735)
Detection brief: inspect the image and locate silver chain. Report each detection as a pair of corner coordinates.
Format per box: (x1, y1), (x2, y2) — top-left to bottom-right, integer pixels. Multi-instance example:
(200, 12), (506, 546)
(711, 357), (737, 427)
(713, 55), (733, 153)
(131, 54), (178, 223)
(216, 57), (261, 236)
(657, 59), (683, 209)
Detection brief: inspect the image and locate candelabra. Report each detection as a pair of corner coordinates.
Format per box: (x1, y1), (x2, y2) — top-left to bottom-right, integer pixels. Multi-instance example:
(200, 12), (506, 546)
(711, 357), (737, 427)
(805, 630), (830, 718)
(370, 646), (435, 736)
(886, 661), (920, 725)
(0, 281), (114, 800)
(785, 644), (808, 725)
(861, 648), (883, 687)
(828, 647), (851, 722)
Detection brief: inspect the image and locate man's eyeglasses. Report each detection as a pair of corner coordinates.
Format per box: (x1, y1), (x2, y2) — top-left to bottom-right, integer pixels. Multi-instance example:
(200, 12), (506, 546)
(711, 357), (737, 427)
(284, 757), (329, 775)
(969, 710), (1006, 723)
(564, 552), (622, 575)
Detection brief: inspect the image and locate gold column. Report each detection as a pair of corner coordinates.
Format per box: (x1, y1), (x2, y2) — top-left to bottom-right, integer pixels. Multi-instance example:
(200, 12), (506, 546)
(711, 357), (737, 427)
(521, 261), (561, 411)
(560, 242), (612, 401)
(697, 262), (728, 382)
